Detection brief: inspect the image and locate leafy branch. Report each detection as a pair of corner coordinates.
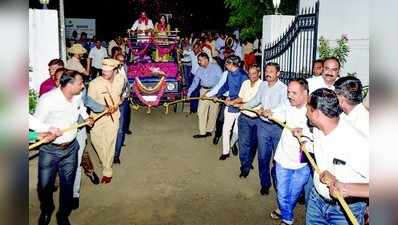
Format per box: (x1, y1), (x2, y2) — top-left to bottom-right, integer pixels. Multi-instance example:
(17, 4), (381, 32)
(318, 35), (350, 67)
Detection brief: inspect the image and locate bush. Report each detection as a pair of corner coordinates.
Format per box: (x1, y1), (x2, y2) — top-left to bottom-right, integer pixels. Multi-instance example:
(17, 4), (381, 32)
(318, 34), (350, 67)
(29, 89), (38, 114)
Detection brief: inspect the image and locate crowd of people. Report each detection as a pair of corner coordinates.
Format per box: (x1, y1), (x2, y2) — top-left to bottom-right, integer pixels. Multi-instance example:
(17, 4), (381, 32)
(182, 32), (369, 225)
(29, 43), (132, 225)
(29, 11), (369, 225)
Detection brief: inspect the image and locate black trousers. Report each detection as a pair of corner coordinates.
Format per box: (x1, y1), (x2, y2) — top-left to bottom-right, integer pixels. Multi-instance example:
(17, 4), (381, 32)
(214, 97), (226, 138)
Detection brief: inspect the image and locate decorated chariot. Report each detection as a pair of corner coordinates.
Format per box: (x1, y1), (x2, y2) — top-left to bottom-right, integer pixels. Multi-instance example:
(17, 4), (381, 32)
(126, 29), (183, 113)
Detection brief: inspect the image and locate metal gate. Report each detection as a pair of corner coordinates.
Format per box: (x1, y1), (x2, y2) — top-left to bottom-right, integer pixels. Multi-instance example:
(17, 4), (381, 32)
(263, 1), (319, 84)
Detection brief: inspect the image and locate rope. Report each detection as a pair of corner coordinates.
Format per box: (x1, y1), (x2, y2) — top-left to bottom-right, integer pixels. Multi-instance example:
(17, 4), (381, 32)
(163, 97), (360, 225)
(28, 110), (109, 151)
(268, 117), (359, 225)
(163, 97), (225, 114)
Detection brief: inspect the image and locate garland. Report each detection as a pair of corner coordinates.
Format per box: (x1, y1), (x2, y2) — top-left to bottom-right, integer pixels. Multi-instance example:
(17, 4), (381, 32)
(133, 78), (167, 107)
(134, 76), (166, 94)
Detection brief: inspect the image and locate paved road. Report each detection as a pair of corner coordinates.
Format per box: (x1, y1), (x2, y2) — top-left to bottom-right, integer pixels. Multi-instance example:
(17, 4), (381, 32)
(29, 108), (305, 225)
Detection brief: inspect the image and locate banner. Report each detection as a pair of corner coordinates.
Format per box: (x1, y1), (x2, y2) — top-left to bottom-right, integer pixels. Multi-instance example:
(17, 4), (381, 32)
(65, 18), (96, 39)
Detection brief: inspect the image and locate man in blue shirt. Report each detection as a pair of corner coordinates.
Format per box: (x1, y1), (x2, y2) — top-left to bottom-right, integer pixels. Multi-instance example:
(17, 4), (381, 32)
(214, 55), (248, 160)
(243, 62), (287, 195)
(187, 52), (222, 138)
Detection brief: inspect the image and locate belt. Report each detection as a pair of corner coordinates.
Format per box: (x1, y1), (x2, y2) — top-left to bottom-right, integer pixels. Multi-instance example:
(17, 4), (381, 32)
(315, 188), (365, 205)
(241, 113), (257, 119)
(51, 139), (75, 150)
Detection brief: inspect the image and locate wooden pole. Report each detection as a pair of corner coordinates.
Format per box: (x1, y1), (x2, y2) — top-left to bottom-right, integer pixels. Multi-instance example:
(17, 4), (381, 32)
(29, 110), (109, 150)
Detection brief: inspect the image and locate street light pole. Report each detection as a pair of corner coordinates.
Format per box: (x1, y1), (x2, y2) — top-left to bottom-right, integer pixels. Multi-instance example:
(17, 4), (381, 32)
(59, 0), (67, 62)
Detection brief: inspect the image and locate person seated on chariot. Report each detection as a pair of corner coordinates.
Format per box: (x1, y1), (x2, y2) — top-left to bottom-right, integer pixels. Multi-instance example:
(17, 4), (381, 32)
(130, 11), (154, 39)
(154, 15), (172, 62)
(154, 15), (171, 36)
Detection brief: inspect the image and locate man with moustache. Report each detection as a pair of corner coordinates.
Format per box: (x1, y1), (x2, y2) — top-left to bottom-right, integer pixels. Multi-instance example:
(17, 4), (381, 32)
(34, 72), (94, 225)
(302, 56), (341, 204)
(243, 62), (287, 195)
(307, 57), (340, 93)
(187, 52), (222, 138)
(88, 59), (124, 184)
(302, 88), (369, 225)
(261, 78), (312, 224)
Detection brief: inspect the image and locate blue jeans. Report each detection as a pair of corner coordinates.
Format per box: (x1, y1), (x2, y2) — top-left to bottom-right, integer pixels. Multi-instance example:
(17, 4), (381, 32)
(238, 114), (258, 173)
(257, 120), (282, 189)
(304, 167), (314, 206)
(276, 163), (310, 224)
(115, 99), (130, 159)
(306, 187), (366, 225)
(38, 140), (78, 217)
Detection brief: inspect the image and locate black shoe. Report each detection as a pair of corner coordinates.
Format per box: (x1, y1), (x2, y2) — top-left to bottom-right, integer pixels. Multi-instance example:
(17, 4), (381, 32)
(113, 157), (121, 164)
(56, 213), (71, 225)
(72, 197), (79, 210)
(219, 154), (230, 160)
(193, 134), (208, 138)
(38, 212), (53, 225)
(231, 144), (238, 156)
(260, 187), (270, 195)
(87, 172), (100, 185)
(206, 132), (212, 137)
(212, 136), (220, 145)
(239, 170), (249, 178)
(126, 130), (132, 135)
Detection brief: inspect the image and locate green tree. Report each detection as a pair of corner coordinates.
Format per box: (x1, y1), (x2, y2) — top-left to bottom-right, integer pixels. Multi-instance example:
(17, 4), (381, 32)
(224, 0), (298, 40)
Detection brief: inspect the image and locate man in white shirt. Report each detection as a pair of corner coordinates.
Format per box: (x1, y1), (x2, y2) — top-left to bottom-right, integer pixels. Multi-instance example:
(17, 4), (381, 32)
(231, 65), (262, 177)
(262, 78), (312, 225)
(131, 11), (154, 32)
(307, 57), (340, 93)
(243, 62), (287, 195)
(304, 88), (369, 225)
(34, 72), (94, 225)
(89, 39), (108, 79)
(334, 76), (369, 137)
(303, 56), (341, 204)
(130, 11), (154, 43)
